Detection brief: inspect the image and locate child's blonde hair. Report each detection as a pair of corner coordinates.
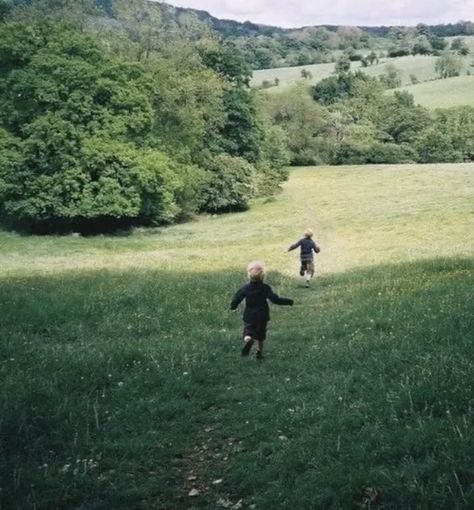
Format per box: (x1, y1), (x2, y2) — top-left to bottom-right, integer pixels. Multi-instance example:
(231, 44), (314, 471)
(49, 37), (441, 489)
(304, 228), (313, 238)
(247, 260), (266, 281)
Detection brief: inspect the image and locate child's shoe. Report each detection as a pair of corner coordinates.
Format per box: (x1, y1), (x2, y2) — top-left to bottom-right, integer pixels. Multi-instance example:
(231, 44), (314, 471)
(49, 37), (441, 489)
(299, 268), (305, 276)
(241, 336), (254, 356)
(256, 350), (264, 360)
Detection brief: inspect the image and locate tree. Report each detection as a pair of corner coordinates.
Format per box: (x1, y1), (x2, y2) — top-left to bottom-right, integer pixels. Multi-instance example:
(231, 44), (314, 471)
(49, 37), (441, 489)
(416, 127), (462, 162)
(367, 51), (378, 65)
(335, 54), (351, 74)
(261, 84), (330, 165)
(435, 52), (463, 78)
(200, 154), (254, 212)
(379, 91), (430, 144)
(0, 0), (11, 21)
(0, 22), (188, 229)
(412, 35), (432, 55)
(451, 38), (469, 55)
(379, 63), (402, 88)
(313, 71), (379, 105)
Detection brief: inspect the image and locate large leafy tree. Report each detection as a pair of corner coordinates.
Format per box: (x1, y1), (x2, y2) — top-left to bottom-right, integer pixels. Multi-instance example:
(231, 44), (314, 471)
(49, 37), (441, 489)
(0, 22), (185, 229)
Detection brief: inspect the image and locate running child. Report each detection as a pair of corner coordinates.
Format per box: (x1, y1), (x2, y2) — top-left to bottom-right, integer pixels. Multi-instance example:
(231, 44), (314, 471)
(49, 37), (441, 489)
(230, 261), (294, 359)
(287, 228), (320, 287)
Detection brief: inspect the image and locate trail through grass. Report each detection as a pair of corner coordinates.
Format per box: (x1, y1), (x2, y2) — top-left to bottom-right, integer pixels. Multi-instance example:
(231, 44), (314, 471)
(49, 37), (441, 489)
(1, 164), (474, 509)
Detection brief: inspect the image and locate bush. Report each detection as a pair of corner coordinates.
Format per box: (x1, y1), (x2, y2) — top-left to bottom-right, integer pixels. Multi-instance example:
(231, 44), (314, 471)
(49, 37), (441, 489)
(200, 154), (254, 212)
(416, 128), (462, 163)
(366, 142), (417, 164)
(0, 124), (186, 230)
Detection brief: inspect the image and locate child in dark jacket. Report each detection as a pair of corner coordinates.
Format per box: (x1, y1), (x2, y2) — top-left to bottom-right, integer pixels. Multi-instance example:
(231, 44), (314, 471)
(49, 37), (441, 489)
(287, 228), (320, 287)
(230, 261), (294, 359)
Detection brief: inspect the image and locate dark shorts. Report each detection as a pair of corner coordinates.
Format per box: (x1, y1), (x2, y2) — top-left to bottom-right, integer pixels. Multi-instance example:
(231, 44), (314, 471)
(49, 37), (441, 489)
(300, 259), (315, 274)
(243, 322), (267, 341)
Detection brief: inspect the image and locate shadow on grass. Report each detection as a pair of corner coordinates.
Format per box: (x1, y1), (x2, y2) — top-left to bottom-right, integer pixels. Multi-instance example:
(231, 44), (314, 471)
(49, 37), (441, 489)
(1, 256), (473, 509)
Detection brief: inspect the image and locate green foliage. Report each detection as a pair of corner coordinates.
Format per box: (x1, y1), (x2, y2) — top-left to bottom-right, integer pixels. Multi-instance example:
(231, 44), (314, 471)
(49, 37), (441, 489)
(0, 22), (175, 229)
(148, 50), (226, 162)
(451, 37), (470, 55)
(312, 71), (379, 105)
(261, 68), (474, 167)
(218, 87), (264, 163)
(262, 85), (330, 165)
(1, 123), (183, 228)
(334, 54), (351, 74)
(417, 106), (474, 162)
(379, 91), (430, 144)
(379, 63), (402, 88)
(0, 3), (289, 231)
(435, 52), (464, 78)
(200, 154), (254, 212)
(0, 0), (11, 21)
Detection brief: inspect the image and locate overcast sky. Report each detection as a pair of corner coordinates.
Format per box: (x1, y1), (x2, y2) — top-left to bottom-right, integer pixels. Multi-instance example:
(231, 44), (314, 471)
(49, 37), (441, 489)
(158, 0), (474, 28)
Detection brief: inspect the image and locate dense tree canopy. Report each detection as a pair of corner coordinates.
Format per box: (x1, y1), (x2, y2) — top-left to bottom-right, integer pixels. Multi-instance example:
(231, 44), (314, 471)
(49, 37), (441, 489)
(261, 69), (474, 167)
(0, 1), (288, 232)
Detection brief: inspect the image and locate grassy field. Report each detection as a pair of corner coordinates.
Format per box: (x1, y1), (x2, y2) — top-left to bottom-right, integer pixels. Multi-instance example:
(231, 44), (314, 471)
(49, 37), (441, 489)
(1, 164), (474, 509)
(392, 75), (474, 109)
(252, 54), (472, 91)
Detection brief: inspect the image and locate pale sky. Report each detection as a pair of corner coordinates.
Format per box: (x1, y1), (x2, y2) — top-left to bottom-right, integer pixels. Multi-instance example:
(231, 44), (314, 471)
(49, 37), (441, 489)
(157, 0), (474, 28)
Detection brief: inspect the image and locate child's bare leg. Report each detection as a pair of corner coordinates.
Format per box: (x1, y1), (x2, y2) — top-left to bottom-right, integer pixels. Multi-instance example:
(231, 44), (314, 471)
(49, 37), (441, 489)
(305, 263), (315, 287)
(241, 335), (254, 356)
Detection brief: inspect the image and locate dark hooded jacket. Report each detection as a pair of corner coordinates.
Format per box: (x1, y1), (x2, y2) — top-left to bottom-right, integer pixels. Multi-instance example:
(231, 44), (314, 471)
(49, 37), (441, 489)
(230, 281), (293, 323)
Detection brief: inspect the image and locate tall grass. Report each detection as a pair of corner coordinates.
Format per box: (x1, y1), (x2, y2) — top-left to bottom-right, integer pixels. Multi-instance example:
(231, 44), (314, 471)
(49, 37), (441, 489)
(1, 164), (474, 508)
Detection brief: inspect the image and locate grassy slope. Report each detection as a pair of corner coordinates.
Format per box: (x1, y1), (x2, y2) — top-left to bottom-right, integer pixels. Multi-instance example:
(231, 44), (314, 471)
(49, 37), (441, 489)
(393, 75), (474, 109)
(252, 54), (472, 91)
(1, 164), (474, 509)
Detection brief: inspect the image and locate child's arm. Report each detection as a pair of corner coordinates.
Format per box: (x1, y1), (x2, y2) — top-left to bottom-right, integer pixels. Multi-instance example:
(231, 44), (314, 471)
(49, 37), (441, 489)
(230, 286), (246, 310)
(287, 239), (301, 252)
(266, 286), (294, 306)
(312, 240), (321, 253)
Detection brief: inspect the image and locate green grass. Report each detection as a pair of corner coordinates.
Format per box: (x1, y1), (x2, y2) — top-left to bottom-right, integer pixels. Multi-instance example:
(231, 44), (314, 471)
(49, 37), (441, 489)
(252, 54), (472, 91)
(1, 164), (474, 509)
(393, 75), (474, 109)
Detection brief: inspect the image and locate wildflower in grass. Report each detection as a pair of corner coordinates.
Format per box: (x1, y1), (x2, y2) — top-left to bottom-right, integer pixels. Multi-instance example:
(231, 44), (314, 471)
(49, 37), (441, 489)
(230, 261), (294, 360)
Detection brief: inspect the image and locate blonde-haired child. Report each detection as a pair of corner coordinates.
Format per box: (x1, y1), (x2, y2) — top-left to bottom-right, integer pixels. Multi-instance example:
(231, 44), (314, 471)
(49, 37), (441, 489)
(230, 261), (294, 359)
(287, 228), (320, 287)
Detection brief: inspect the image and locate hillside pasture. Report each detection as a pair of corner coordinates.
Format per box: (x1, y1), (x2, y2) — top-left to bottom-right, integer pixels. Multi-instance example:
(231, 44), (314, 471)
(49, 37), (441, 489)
(1, 164), (474, 509)
(393, 75), (474, 109)
(252, 54), (472, 91)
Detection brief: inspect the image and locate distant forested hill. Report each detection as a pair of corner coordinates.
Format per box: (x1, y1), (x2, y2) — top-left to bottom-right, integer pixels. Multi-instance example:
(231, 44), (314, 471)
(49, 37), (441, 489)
(4, 0), (474, 69)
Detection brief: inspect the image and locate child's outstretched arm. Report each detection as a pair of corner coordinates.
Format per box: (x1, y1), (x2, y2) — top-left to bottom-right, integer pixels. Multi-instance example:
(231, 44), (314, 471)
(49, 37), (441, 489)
(230, 286), (246, 310)
(312, 240), (321, 253)
(287, 240), (301, 252)
(266, 286), (294, 306)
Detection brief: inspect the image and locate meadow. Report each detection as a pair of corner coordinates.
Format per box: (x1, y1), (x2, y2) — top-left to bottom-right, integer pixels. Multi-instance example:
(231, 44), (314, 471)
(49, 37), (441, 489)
(251, 54), (472, 91)
(1, 164), (474, 509)
(393, 75), (474, 109)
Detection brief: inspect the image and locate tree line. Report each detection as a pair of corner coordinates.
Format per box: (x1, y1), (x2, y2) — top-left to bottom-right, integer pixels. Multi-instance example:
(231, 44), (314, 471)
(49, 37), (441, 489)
(260, 71), (474, 166)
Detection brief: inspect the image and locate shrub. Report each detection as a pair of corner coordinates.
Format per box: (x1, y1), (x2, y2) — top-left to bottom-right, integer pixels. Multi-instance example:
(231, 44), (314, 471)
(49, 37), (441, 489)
(0, 125), (185, 230)
(200, 154), (254, 212)
(366, 142), (417, 164)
